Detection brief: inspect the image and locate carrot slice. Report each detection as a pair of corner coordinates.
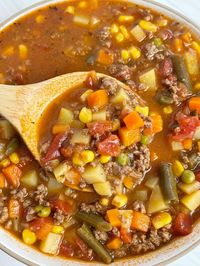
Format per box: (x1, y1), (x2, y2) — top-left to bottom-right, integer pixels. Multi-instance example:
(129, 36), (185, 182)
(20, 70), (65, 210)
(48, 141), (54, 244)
(106, 237), (122, 250)
(8, 199), (22, 218)
(106, 209), (121, 227)
(131, 211), (150, 232)
(123, 111), (144, 130)
(0, 173), (6, 188)
(87, 90), (108, 109)
(96, 49), (114, 65)
(144, 113), (163, 135)
(188, 97), (200, 113)
(2, 164), (22, 188)
(118, 127), (141, 147)
(120, 227), (132, 244)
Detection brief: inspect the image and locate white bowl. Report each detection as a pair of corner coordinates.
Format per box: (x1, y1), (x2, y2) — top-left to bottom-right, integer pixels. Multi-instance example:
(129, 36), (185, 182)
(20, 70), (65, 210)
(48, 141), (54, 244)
(1, 0), (200, 265)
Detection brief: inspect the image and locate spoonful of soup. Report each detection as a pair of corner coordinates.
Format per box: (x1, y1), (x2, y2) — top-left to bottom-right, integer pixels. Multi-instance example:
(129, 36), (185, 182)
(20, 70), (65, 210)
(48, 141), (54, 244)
(0, 71), (156, 193)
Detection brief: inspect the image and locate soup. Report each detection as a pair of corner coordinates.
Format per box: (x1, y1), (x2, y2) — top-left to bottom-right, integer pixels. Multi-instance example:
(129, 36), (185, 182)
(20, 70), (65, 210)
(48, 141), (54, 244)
(0, 0), (200, 264)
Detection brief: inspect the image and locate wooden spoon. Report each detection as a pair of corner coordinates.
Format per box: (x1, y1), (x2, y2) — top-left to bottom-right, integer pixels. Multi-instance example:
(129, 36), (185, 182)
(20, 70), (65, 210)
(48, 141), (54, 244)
(0, 72), (141, 163)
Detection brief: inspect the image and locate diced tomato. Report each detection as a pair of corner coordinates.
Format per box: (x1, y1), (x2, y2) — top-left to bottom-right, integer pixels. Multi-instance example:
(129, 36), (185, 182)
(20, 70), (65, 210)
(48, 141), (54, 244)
(120, 227), (132, 244)
(50, 199), (74, 215)
(74, 236), (93, 261)
(171, 115), (200, 141)
(173, 213), (192, 236)
(60, 146), (73, 158)
(2, 164), (22, 188)
(29, 217), (53, 240)
(97, 134), (121, 157)
(159, 57), (173, 77)
(41, 132), (68, 165)
(195, 171), (200, 182)
(59, 240), (75, 257)
(87, 121), (112, 137)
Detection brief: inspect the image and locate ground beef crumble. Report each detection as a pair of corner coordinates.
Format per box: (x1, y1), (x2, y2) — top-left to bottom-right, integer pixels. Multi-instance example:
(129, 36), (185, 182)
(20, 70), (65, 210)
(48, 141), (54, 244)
(80, 202), (107, 214)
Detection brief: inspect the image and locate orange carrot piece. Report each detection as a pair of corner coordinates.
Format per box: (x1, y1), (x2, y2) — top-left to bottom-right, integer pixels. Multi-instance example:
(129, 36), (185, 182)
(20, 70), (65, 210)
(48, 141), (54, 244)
(106, 237), (122, 250)
(123, 111), (144, 130)
(106, 209), (121, 227)
(183, 138), (192, 150)
(188, 97), (200, 113)
(131, 211), (150, 232)
(120, 227), (132, 244)
(2, 164), (22, 188)
(96, 49), (114, 65)
(0, 173), (6, 188)
(52, 124), (70, 135)
(8, 199), (22, 218)
(87, 90), (108, 109)
(144, 113), (163, 135)
(118, 127), (141, 147)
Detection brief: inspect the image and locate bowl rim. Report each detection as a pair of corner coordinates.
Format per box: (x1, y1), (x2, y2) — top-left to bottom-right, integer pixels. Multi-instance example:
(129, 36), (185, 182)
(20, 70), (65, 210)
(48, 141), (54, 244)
(1, 0), (200, 265)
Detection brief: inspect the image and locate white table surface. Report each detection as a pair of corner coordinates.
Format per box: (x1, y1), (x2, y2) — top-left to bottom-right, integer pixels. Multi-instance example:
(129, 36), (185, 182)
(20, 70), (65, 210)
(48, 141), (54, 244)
(0, 0), (200, 265)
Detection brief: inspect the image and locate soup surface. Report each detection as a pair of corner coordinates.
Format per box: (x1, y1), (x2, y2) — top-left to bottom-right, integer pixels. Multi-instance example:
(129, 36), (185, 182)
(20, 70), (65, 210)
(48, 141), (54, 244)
(1, 0), (200, 264)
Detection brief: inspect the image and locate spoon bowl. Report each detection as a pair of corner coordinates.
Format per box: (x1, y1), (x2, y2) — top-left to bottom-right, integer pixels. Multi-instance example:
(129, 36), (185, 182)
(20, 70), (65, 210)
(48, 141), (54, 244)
(0, 72), (141, 163)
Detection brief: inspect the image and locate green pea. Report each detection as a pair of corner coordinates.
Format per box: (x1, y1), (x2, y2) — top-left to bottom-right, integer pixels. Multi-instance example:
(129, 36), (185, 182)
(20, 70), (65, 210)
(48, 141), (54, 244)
(140, 135), (149, 145)
(153, 38), (163, 47)
(117, 153), (128, 166)
(181, 170), (195, 184)
(35, 206), (51, 218)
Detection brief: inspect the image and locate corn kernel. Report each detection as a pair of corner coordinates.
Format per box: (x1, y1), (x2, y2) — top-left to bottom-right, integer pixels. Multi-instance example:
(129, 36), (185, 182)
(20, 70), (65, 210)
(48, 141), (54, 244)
(65, 6), (75, 14)
(100, 155), (111, 164)
(9, 152), (20, 164)
(192, 41), (200, 55)
(3, 46), (14, 57)
(22, 229), (37, 245)
(79, 107), (92, 123)
(123, 176), (134, 189)
(19, 44), (28, 60)
(194, 82), (200, 91)
(172, 160), (184, 177)
(72, 153), (84, 166)
(139, 20), (157, 33)
(118, 15), (134, 23)
(78, 1), (87, 8)
(110, 23), (119, 34)
(157, 18), (168, 27)
(52, 225), (64, 234)
(99, 198), (109, 206)
(163, 106), (173, 114)
(119, 25), (130, 39)
(152, 212), (172, 229)
(112, 119), (120, 131)
(121, 49), (130, 62)
(135, 106), (149, 116)
(182, 32), (192, 43)
(35, 15), (45, 24)
(80, 89), (93, 102)
(0, 159), (10, 168)
(81, 150), (95, 163)
(174, 38), (184, 53)
(112, 194), (128, 208)
(129, 46), (141, 59)
(115, 33), (125, 43)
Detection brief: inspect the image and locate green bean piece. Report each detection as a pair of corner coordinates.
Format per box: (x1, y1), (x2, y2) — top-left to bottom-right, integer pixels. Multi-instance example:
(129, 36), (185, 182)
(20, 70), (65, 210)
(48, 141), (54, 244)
(181, 170), (195, 184)
(140, 135), (150, 145)
(158, 94), (174, 105)
(188, 153), (200, 169)
(172, 55), (192, 91)
(77, 223), (112, 264)
(160, 163), (179, 202)
(75, 211), (112, 232)
(5, 138), (19, 157)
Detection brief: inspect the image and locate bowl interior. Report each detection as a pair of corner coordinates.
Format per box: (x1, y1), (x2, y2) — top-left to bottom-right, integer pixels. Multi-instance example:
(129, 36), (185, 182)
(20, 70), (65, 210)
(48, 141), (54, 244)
(1, 0), (200, 265)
